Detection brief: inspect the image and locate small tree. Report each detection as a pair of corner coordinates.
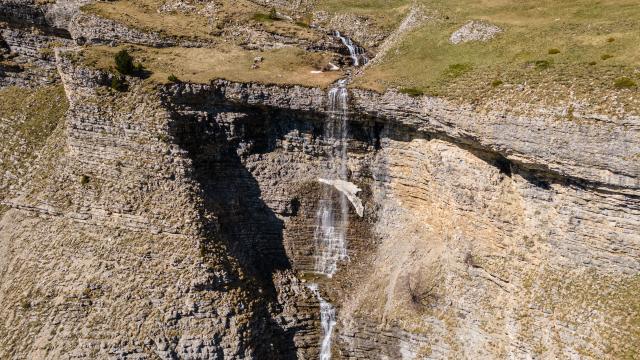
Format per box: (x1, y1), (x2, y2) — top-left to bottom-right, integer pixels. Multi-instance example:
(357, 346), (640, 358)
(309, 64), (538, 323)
(114, 49), (134, 75)
(404, 269), (440, 311)
(269, 8), (278, 20)
(110, 75), (128, 92)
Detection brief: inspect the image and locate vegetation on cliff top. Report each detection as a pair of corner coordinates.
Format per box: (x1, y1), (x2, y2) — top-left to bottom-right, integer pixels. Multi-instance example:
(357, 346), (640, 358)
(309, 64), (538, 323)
(82, 0), (323, 43)
(81, 44), (342, 88)
(80, 0), (639, 111)
(353, 0), (640, 109)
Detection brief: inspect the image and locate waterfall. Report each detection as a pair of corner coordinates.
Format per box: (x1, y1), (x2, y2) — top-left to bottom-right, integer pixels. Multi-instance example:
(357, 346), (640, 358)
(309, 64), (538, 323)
(314, 79), (350, 278)
(334, 31), (369, 67)
(309, 32), (366, 360)
(308, 283), (337, 360)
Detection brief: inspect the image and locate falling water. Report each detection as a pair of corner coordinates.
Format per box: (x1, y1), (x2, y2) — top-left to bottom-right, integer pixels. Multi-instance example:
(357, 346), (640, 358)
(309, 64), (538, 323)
(309, 32), (366, 360)
(334, 31), (369, 67)
(314, 79), (350, 278)
(307, 283), (337, 360)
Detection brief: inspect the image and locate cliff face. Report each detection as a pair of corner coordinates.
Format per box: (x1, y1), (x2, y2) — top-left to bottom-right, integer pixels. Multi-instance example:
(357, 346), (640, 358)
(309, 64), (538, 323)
(0, 1), (639, 359)
(155, 76), (639, 359)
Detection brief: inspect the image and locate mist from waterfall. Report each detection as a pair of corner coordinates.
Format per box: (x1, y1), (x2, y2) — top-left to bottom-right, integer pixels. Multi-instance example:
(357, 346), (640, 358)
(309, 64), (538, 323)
(314, 79), (350, 278)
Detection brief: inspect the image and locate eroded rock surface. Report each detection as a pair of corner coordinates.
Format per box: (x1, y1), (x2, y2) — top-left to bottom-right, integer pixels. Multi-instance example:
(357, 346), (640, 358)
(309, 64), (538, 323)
(0, 3), (638, 359)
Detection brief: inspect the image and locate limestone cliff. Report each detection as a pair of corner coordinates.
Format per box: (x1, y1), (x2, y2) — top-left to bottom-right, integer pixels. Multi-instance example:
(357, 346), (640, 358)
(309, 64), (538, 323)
(0, 1), (638, 359)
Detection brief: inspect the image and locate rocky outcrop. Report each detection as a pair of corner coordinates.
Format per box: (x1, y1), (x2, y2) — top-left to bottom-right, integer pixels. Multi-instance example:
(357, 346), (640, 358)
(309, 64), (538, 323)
(0, 27), (72, 87)
(449, 20), (503, 44)
(68, 13), (181, 47)
(161, 79), (640, 192)
(350, 89), (640, 191)
(0, 52), (328, 359)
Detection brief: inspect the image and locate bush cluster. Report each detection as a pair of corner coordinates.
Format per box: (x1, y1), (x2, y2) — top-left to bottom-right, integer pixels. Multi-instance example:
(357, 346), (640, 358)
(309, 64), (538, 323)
(110, 49), (148, 92)
(399, 87), (424, 97)
(614, 77), (637, 89)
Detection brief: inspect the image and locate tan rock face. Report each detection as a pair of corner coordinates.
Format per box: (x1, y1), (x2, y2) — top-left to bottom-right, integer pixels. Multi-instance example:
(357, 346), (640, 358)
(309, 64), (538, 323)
(0, 7), (638, 358)
(158, 79), (638, 359)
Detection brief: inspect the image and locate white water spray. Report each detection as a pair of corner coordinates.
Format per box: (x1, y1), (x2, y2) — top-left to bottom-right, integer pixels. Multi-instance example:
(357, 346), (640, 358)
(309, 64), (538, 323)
(314, 79), (350, 278)
(334, 31), (369, 67)
(307, 283), (336, 360)
(309, 32), (367, 360)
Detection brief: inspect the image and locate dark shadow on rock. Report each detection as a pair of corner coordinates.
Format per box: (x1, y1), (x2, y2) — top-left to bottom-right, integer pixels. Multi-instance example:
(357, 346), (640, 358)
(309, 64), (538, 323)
(166, 101), (301, 358)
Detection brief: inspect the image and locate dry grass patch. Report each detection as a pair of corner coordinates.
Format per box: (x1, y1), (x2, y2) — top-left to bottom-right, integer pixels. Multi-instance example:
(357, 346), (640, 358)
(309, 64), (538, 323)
(81, 44), (343, 88)
(317, 0), (413, 32)
(0, 85), (68, 202)
(82, 0), (323, 43)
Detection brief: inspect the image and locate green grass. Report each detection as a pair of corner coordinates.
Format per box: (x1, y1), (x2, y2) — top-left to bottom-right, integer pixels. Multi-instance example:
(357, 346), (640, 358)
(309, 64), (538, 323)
(354, 0), (640, 109)
(614, 76), (637, 89)
(81, 44), (343, 88)
(399, 87), (424, 97)
(444, 63), (472, 77)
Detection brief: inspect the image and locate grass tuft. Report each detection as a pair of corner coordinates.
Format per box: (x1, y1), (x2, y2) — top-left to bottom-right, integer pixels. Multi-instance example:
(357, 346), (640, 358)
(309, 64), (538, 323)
(445, 63), (472, 78)
(110, 75), (128, 92)
(399, 87), (424, 97)
(614, 77), (637, 89)
(491, 79), (503, 87)
(533, 60), (551, 70)
(79, 175), (90, 185)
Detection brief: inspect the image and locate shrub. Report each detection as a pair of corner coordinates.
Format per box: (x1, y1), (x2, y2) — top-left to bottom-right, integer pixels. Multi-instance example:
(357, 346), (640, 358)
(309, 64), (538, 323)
(491, 79), (503, 87)
(114, 49), (134, 75)
(601, 54), (613, 60)
(399, 87), (424, 97)
(614, 77), (637, 89)
(405, 272), (439, 310)
(464, 252), (480, 268)
(79, 174), (90, 185)
(269, 7), (278, 20)
(167, 74), (179, 83)
(548, 48), (561, 54)
(445, 63), (472, 77)
(533, 59), (551, 70)
(110, 75), (128, 92)
(253, 13), (271, 22)
(253, 8), (279, 22)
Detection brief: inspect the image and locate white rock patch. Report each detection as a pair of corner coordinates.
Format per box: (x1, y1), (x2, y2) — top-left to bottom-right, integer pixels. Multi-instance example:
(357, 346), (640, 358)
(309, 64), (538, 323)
(449, 20), (502, 44)
(318, 178), (364, 217)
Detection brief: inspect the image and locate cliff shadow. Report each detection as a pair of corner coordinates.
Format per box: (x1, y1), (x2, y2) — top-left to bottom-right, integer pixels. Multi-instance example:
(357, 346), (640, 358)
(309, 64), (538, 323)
(167, 103), (303, 358)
